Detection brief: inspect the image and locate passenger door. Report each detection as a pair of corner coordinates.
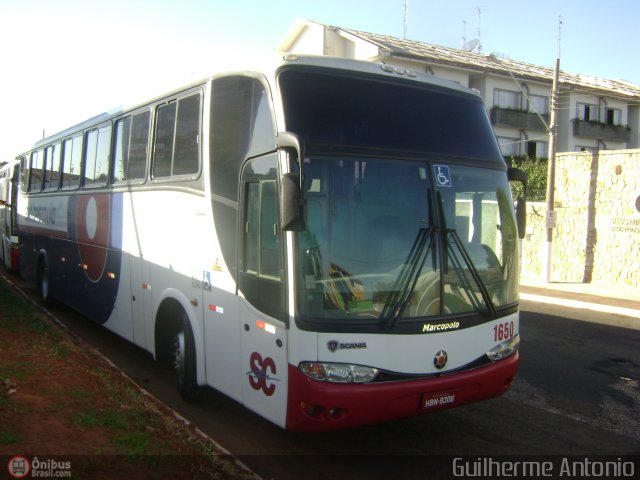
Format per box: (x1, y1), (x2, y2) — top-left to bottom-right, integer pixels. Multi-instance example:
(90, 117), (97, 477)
(238, 154), (288, 427)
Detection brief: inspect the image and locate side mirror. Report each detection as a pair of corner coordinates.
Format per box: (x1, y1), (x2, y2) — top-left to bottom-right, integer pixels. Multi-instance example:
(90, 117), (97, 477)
(507, 167), (528, 240)
(280, 174), (305, 231)
(507, 167), (528, 186)
(278, 133), (306, 231)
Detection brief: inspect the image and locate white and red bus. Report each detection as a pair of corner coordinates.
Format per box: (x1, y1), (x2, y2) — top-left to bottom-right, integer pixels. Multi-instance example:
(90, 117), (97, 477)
(0, 158), (20, 271)
(18, 55), (526, 431)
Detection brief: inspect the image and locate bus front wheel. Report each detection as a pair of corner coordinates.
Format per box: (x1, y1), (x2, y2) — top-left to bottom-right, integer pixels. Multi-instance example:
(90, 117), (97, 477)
(174, 313), (199, 401)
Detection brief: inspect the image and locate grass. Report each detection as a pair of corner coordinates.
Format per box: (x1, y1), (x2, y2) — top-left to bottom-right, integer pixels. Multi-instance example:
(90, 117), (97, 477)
(0, 283), (55, 337)
(112, 431), (153, 456)
(74, 408), (130, 430)
(0, 279), (256, 479)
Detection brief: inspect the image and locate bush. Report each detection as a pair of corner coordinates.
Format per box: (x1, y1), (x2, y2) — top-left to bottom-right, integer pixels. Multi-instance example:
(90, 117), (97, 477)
(508, 156), (547, 202)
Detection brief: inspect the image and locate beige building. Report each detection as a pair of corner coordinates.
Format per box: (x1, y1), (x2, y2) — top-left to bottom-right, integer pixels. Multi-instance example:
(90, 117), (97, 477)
(278, 19), (640, 157)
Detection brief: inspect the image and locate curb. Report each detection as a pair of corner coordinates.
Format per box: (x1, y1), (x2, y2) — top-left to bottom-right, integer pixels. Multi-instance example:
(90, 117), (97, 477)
(520, 292), (640, 319)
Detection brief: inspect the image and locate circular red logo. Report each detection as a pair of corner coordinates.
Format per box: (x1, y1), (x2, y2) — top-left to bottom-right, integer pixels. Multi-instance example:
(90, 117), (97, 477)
(7, 456), (31, 478)
(433, 350), (448, 370)
(76, 194), (110, 282)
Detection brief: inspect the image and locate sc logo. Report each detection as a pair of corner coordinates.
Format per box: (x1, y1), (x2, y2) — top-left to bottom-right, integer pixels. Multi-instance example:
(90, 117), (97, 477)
(247, 352), (278, 396)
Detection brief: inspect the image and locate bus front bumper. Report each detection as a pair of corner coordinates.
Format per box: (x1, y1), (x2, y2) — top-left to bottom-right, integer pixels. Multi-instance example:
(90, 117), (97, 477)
(286, 351), (518, 431)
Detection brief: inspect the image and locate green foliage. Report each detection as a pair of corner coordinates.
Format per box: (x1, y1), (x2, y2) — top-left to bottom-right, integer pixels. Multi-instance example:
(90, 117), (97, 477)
(508, 155), (548, 202)
(0, 430), (19, 445)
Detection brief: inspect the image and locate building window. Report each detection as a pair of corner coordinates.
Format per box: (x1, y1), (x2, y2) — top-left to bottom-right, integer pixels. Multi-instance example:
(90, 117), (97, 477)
(496, 136), (520, 157)
(606, 108), (622, 126)
(575, 145), (597, 153)
(528, 95), (549, 115)
(577, 103), (600, 122)
(494, 89), (522, 110)
(526, 140), (548, 158)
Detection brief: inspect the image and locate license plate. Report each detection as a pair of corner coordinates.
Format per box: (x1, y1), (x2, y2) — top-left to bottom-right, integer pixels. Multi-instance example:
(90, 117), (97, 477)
(422, 392), (456, 409)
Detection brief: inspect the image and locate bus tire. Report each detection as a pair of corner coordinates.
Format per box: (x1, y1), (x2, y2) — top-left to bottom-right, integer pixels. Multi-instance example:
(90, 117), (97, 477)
(174, 312), (200, 401)
(37, 257), (52, 305)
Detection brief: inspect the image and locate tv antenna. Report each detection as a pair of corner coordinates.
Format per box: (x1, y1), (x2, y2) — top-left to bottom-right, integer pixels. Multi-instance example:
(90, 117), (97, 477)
(476, 7), (482, 53)
(403, 0), (408, 39)
(557, 15), (563, 59)
(462, 10), (481, 52)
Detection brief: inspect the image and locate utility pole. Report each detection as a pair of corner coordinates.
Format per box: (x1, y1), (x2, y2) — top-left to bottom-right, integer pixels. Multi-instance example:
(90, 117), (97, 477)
(543, 18), (562, 283)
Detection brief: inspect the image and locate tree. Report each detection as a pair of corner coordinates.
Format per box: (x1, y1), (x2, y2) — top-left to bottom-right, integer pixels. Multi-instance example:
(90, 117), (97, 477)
(508, 155), (547, 202)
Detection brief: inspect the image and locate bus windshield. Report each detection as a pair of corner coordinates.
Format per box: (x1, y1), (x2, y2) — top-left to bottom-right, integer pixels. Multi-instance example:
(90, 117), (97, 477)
(295, 158), (519, 324)
(280, 67), (519, 327)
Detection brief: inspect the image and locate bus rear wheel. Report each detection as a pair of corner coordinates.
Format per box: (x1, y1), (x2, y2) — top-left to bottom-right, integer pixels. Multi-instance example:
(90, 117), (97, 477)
(174, 313), (199, 401)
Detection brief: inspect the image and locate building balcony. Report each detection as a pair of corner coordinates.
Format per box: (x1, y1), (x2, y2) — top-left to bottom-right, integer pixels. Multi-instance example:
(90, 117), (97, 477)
(490, 107), (549, 131)
(572, 119), (631, 142)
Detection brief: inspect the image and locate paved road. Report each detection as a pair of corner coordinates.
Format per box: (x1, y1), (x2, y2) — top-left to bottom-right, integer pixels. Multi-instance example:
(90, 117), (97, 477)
(4, 272), (639, 479)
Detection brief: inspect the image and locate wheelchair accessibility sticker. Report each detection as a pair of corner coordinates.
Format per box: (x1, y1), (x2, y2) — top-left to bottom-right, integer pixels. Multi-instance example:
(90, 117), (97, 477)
(433, 165), (452, 187)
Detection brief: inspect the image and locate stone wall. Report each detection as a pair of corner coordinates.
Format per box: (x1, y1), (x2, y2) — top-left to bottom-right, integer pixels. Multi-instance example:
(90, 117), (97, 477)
(521, 149), (640, 289)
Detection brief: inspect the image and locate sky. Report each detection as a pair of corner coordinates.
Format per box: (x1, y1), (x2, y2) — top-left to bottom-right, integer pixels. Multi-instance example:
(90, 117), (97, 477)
(1, 0), (639, 162)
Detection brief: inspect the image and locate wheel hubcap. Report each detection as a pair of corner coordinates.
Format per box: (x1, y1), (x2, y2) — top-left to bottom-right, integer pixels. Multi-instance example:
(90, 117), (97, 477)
(174, 331), (186, 379)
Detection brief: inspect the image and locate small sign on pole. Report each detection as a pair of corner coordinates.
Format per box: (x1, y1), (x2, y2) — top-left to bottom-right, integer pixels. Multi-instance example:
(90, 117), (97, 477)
(546, 210), (558, 229)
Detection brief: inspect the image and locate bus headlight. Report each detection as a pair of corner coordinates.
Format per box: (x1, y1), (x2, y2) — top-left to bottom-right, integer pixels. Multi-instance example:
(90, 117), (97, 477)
(486, 334), (519, 361)
(299, 362), (378, 383)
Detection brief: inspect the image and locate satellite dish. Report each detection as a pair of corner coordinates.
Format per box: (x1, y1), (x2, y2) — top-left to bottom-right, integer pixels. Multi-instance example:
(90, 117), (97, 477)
(463, 39), (480, 52)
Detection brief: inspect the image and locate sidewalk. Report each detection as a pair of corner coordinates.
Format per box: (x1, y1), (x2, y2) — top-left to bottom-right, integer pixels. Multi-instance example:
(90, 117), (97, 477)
(520, 275), (640, 319)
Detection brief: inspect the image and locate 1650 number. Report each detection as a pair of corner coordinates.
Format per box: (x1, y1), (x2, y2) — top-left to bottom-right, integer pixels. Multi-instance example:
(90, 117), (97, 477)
(493, 321), (515, 342)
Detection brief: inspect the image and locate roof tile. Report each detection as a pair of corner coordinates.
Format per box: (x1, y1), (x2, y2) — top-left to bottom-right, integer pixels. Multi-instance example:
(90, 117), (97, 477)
(340, 26), (640, 99)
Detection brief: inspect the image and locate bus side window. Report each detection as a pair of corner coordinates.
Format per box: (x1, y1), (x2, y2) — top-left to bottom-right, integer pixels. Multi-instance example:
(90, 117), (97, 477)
(239, 154), (286, 322)
(114, 112), (150, 183)
(173, 94), (200, 176)
(28, 150), (44, 193)
(43, 143), (61, 191)
(61, 135), (83, 189)
(244, 179), (280, 279)
(42, 146), (53, 191)
(211, 76), (276, 282)
(20, 156), (29, 192)
(84, 124), (112, 188)
(153, 102), (176, 178)
(152, 93), (200, 179)
(113, 117), (132, 183)
(129, 112), (150, 180)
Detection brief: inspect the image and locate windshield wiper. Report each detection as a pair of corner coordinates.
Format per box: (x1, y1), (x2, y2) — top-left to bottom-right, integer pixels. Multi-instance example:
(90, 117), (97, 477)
(435, 192), (497, 319)
(446, 228), (497, 318)
(382, 225), (437, 328)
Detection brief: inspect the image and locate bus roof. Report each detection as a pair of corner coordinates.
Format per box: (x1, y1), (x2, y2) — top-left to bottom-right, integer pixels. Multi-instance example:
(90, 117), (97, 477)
(25, 54), (480, 153)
